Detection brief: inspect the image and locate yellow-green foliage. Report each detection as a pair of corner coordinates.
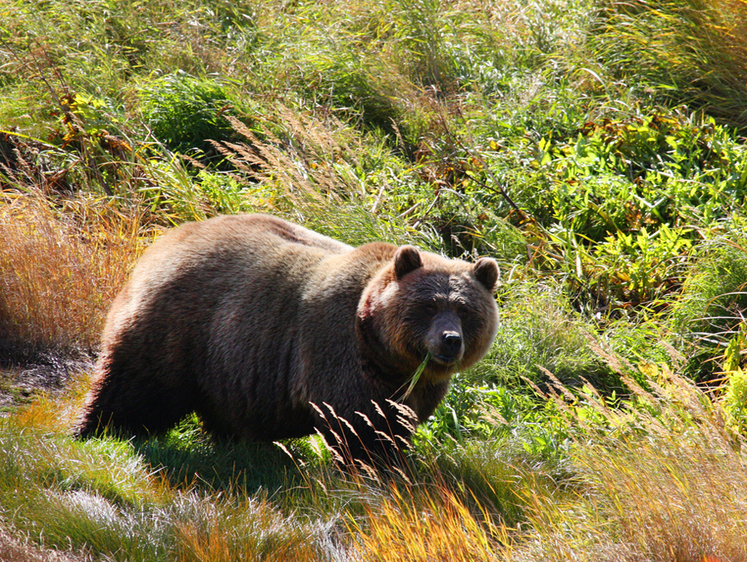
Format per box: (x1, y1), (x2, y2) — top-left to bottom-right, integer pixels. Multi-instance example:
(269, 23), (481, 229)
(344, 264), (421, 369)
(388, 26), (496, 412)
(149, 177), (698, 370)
(592, 0), (747, 131)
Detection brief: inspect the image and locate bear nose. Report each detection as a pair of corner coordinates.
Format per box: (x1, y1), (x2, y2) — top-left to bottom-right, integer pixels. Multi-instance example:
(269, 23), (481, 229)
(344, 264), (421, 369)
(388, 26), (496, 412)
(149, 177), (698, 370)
(441, 332), (462, 356)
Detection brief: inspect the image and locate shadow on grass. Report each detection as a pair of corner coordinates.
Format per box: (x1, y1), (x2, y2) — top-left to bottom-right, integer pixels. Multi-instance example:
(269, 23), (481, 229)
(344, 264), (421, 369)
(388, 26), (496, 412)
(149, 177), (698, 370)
(130, 415), (320, 498)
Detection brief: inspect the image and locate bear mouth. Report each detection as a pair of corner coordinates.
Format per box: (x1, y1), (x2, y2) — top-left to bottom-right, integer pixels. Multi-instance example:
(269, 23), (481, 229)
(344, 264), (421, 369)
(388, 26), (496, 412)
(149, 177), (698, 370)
(431, 353), (461, 366)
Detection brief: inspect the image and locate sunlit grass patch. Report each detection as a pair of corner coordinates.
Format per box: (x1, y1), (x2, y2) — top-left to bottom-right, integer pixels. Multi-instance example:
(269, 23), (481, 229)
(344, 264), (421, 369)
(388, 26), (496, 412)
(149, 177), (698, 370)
(172, 493), (322, 562)
(347, 482), (508, 562)
(0, 421), (164, 558)
(670, 227), (747, 380)
(2, 356), (747, 561)
(470, 280), (613, 389)
(573, 436), (747, 561)
(591, 0), (747, 132)
(0, 399), (329, 561)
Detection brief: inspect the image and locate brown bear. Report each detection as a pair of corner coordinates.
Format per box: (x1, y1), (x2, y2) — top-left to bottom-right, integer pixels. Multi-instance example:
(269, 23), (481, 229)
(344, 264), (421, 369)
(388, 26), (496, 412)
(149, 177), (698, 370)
(76, 214), (499, 465)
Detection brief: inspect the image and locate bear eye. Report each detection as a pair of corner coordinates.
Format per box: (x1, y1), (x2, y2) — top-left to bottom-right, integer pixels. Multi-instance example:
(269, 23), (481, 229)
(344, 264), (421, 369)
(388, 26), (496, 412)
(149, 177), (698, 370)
(456, 305), (470, 318)
(424, 303), (438, 315)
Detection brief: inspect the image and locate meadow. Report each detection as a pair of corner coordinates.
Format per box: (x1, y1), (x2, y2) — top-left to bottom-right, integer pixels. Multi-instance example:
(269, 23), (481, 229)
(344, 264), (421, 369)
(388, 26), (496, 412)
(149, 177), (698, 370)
(2, 0), (747, 559)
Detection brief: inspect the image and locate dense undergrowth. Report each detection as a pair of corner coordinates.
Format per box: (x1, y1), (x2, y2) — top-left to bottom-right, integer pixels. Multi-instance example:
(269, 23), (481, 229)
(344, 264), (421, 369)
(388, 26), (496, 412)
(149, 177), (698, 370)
(2, 0), (747, 559)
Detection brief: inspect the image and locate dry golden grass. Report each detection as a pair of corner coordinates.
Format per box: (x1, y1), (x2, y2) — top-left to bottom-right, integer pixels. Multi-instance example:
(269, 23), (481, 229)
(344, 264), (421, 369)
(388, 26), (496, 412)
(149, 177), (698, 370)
(579, 440), (747, 561)
(11, 371), (92, 433)
(0, 189), (153, 354)
(347, 482), (508, 562)
(572, 376), (747, 561)
(345, 365), (747, 562)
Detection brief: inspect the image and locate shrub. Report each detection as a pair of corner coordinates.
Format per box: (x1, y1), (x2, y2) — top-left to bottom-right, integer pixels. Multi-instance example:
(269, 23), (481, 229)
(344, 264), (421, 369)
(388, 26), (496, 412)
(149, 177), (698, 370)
(141, 71), (237, 155)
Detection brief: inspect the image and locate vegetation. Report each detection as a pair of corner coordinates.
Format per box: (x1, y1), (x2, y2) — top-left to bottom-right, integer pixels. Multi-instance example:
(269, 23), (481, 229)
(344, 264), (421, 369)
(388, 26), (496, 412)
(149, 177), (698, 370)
(2, 0), (747, 559)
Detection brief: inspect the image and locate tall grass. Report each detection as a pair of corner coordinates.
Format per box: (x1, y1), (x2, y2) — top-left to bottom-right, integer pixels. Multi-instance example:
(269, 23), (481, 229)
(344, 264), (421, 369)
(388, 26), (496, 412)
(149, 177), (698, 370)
(1, 339), (747, 560)
(0, 394), (330, 561)
(511, 366), (747, 561)
(670, 228), (747, 379)
(347, 483), (506, 561)
(0, 189), (148, 355)
(591, 0), (747, 131)
(471, 280), (613, 389)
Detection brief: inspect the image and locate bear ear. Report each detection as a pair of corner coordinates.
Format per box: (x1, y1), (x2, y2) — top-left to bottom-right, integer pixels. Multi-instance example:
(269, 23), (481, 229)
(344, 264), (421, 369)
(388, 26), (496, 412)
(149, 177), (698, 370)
(393, 245), (422, 279)
(474, 257), (499, 292)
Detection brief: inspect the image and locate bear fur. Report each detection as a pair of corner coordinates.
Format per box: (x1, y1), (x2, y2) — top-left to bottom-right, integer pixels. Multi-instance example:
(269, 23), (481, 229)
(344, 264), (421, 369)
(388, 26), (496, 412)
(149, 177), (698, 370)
(76, 214), (499, 465)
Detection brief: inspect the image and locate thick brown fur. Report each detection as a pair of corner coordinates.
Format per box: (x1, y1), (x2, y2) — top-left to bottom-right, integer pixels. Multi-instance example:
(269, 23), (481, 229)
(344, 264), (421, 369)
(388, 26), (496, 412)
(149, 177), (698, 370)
(76, 214), (499, 465)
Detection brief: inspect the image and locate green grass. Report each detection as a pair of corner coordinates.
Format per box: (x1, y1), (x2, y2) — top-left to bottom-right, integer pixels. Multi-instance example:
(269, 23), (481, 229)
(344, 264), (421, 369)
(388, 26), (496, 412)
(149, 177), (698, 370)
(3, 0), (747, 558)
(2, 362), (745, 560)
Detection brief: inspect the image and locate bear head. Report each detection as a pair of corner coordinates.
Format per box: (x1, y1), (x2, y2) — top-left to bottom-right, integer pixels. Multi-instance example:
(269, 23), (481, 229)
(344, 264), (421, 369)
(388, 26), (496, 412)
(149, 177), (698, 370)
(357, 245), (499, 386)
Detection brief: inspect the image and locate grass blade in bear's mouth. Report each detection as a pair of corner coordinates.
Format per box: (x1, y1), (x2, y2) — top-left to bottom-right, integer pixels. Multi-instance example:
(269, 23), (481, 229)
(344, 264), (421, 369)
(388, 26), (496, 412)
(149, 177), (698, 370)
(400, 352), (431, 401)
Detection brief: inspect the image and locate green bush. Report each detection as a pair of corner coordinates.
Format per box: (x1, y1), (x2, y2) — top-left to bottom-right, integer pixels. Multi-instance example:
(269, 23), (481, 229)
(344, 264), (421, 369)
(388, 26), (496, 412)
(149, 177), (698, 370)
(521, 111), (747, 238)
(141, 71), (238, 155)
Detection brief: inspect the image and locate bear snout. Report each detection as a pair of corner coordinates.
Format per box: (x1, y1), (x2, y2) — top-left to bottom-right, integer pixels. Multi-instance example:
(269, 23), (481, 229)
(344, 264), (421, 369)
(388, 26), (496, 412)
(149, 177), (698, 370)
(430, 329), (465, 365)
(442, 331), (463, 356)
